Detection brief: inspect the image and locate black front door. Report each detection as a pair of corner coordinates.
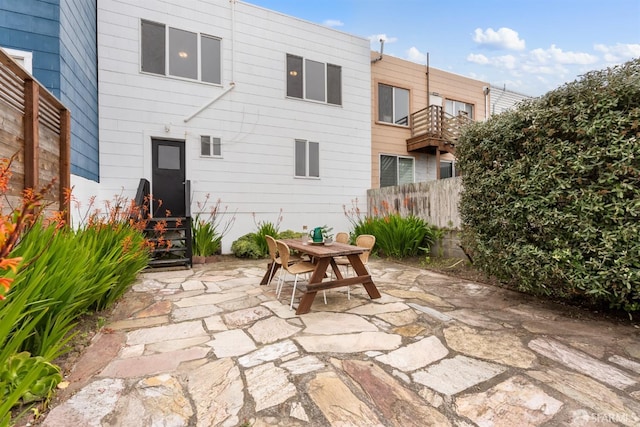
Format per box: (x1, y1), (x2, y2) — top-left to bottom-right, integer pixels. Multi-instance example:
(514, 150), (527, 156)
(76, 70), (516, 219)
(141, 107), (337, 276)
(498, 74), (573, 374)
(151, 138), (186, 217)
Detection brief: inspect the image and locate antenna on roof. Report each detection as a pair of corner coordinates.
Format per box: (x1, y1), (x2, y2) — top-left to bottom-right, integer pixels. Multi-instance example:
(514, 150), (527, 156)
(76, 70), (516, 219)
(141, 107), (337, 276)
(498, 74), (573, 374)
(372, 38), (384, 63)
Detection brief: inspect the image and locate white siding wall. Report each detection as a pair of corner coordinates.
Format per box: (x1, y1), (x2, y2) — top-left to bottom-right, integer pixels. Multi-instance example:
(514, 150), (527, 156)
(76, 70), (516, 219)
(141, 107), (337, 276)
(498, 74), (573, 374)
(98, 0), (371, 252)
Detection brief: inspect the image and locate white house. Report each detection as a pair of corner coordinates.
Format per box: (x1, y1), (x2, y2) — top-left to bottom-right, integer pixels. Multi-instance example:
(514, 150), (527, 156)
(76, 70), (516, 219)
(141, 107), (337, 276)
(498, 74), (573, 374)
(96, 0), (372, 252)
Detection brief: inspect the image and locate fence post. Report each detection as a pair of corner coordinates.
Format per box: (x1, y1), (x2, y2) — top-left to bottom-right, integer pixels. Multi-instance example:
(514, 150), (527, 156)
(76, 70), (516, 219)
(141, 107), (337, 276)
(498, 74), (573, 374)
(60, 108), (71, 220)
(24, 78), (39, 189)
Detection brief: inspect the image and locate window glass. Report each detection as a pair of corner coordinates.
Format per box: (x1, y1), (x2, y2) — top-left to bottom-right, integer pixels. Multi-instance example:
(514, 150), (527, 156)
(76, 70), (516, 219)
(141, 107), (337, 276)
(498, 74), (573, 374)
(440, 161), (453, 179)
(327, 63), (341, 105)
(398, 157), (414, 184)
(305, 59), (325, 102)
(201, 35), (221, 84)
(380, 155), (397, 187)
(287, 54), (303, 98)
(378, 84), (393, 122)
(308, 141), (319, 177)
(158, 145), (180, 169)
(169, 27), (197, 79)
(295, 139), (306, 176)
(446, 100), (474, 119)
(394, 87), (409, 125)
(141, 20), (165, 74)
(200, 136), (211, 156)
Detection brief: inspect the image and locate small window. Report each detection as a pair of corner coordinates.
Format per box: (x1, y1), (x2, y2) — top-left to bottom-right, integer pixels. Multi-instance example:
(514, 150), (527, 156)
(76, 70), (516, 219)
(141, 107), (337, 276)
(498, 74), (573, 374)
(140, 19), (221, 84)
(201, 136), (221, 157)
(295, 139), (320, 178)
(378, 84), (409, 125)
(380, 155), (414, 187)
(440, 161), (454, 179)
(286, 54), (341, 106)
(3, 47), (33, 74)
(445, 99), (474, 119)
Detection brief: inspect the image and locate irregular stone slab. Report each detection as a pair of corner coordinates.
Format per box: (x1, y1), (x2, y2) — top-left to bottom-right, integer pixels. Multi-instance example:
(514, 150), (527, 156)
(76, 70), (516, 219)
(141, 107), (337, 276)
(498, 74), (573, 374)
(182, 279), (205, 291)
(341, 359), (451, 426)
(308, 371), (383, 426)
(529, 338), (637, 389)
(217, 295), (263, 311)
(301, 312), (378, 335)
(408, 303), (453, 322)
(188, 358), (243, 427)
(126, 320), (207, 346)
(223, 305), (273, 327)
(444, 325), (536, 368)
(527, 368), (640, 427)
(108, 316), (170, 331)
(109, 374), (193, 426)
(290, 402), (309, 422)
(41, 378), (125, 427)
(375, 309), (418, 326)
(146, 335), (211, 353)
(99, 347), (209, 378)
(247, 316), (301, 344)
(238, 340), (298, 368)
(393, 324), (427, 337)
(281, 355), (325, 375)
(413, 355), (506, 396)
(204, 314), (228, 332)
(376, 336), (448, 372)
(447, 309), (505, 330)
(172, 304), (223, 322)
(609, 355), (640, 374)
(385, 289), (453, 308)
(295, 332), (401, 353)
(174, 291), (246, 308)
(347, 302), (410, 316)
(208, 329), (257, 358)
(134, 300), (173, 318)
(246, 362), (297, 412)
(261, 300), (297, 319)
(455, 376), (563, 426)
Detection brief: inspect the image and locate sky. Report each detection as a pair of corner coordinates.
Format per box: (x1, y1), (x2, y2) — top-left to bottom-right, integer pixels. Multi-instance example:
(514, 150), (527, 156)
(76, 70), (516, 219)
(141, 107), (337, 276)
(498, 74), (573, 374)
(245, 0), (640, 97)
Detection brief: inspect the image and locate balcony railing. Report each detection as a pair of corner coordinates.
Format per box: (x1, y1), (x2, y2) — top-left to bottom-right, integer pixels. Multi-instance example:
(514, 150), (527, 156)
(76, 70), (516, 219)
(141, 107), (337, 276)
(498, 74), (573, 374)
(408, 105), (472, 153)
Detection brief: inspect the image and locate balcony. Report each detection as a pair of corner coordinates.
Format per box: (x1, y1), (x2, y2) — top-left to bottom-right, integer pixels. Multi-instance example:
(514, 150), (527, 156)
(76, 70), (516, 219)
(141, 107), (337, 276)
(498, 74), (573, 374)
(406, 105), (472, 155)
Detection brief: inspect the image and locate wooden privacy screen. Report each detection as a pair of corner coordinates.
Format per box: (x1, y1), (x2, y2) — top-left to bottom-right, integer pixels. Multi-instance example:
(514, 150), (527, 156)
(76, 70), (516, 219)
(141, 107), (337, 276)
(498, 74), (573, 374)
(0, 48), (70, 217)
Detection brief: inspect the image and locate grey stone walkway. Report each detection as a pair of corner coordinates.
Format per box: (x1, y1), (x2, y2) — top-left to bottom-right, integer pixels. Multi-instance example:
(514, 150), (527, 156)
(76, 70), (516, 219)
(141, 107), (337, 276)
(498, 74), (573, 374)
(41, 258), (640, 426)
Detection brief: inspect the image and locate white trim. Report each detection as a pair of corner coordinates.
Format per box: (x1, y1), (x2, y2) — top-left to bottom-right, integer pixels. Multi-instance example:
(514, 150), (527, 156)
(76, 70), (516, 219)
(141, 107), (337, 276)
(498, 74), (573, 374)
(3, 47), (33, 74)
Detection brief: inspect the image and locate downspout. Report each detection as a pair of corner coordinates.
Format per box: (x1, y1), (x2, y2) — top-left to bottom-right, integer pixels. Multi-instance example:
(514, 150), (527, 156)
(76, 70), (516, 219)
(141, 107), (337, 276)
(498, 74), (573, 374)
(425, 52), (430, 107)
(483, 86), (490, 121)
(371, 39), (384, 63)
(183, 0), (237, 123)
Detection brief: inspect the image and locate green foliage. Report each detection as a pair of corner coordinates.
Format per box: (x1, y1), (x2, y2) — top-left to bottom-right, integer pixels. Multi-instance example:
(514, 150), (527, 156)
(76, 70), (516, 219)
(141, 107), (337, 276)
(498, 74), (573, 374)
(0, 352), (61, 404)
(231, 233), (264, 259)
(457, 58), (640, 312)
(191, 195), (236, 256)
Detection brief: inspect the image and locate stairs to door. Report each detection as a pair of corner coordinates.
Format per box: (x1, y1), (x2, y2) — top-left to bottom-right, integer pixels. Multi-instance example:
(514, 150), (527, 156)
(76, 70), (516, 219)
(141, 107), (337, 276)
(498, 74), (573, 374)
(145, 216), (193, 268)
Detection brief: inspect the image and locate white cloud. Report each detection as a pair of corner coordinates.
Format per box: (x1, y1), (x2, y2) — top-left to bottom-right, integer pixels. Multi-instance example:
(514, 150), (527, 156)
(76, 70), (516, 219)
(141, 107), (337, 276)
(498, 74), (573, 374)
(322, 19), (344, 28)
(594, 43), (640, 63)
(407, 47), (427, 63)
(473, 27), (525, 51)
(529, 44), (598, 65)
(467, 53), (489, 65)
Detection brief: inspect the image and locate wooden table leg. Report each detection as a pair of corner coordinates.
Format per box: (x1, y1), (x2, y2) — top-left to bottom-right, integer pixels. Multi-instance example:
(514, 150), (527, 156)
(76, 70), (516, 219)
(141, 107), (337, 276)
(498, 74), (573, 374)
(347, 254), (381, 299)
(295, 258), (330, 315)
(260, 262), (281, 285)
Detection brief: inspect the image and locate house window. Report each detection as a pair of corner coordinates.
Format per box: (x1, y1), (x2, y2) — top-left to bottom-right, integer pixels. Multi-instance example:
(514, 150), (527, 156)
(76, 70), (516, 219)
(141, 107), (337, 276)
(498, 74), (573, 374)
(3, 47), (33, 74)
(286, 54), (342, 105)
(295, 139), (320, 178)
(445, 99), (473, 119)
(440, 161), (453, 179)
(380, 155), (414, 187)
(378, 84), (409, 126)
(141, 19), (221, 84)
(201, 136), (221, 157)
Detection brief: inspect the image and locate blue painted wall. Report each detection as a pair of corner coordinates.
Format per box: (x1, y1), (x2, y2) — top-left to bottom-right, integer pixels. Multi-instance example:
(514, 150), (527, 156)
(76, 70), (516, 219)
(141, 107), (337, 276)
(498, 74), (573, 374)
(0, 0), (99, 182)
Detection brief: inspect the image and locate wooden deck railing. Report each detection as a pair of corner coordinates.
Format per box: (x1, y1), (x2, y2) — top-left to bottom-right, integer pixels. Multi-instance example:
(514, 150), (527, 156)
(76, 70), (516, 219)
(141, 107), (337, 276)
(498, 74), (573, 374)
(410, 105), (472, 142)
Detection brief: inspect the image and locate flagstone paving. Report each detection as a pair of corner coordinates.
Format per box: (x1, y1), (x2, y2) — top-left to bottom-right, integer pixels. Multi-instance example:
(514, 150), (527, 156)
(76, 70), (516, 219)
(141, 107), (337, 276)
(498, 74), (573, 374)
(41, 258), (640, 426)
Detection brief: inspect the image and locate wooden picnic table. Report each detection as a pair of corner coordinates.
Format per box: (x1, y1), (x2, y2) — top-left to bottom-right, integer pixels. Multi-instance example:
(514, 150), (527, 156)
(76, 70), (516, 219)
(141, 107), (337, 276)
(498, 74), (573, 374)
(260, 238), (381, 314)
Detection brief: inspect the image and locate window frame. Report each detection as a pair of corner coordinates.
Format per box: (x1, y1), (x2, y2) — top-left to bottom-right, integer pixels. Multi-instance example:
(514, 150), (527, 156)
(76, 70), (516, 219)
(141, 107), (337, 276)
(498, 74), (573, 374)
(378, 83), (410, 126)
(286, 54), (342, 106)
(3, 47), (33, 74)
(294, 139), (320, 178)
(445, 99), (474, 119)
(200, 135), (222, 158)
(379, 154), (414, 187)
(140, 19), (222, 85)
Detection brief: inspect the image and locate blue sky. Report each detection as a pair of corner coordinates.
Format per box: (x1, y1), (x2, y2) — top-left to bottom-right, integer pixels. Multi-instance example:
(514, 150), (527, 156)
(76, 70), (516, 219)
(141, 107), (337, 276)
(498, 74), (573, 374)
(245, 0), (640, 97)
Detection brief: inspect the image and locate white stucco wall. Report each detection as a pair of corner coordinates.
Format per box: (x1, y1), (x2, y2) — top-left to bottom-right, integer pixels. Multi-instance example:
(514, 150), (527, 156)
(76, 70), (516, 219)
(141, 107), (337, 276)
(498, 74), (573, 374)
(97, 0), (372, 252)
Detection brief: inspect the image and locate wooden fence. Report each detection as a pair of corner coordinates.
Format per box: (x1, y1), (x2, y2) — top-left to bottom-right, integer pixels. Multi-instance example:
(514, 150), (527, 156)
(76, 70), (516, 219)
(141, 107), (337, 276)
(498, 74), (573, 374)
(0, 48), (70, 216)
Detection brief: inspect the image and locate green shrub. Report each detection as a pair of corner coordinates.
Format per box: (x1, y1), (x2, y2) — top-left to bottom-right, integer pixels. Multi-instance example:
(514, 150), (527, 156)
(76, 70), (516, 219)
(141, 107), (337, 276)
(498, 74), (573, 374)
(457, 58), (640, 312)
(191, 195), (236, 256)
(231, 233), (263, 259)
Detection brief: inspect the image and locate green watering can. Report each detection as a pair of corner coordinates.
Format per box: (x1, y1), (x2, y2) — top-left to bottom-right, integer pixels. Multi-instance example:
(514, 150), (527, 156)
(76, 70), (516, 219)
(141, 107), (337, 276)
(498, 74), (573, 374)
(311, 227), (323, 242)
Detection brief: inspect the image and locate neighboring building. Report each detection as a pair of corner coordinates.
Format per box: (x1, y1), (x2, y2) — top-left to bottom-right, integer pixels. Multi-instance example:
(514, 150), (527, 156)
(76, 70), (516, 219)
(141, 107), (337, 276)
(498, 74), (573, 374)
(97, 0), (372, 252)
(370, 53), (490, 187)
(490, 84), (534, 115)
(0, 0), (99, 192)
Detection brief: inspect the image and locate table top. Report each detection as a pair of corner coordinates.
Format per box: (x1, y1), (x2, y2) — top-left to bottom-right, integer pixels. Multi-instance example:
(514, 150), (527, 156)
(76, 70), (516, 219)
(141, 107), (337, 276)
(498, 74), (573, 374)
(280, 239), (366, 258)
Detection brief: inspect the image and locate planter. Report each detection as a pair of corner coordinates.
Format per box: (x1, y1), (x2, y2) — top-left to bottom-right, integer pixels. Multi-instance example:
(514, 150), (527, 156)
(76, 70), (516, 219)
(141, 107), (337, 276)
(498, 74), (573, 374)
(192, 255), (221, 264)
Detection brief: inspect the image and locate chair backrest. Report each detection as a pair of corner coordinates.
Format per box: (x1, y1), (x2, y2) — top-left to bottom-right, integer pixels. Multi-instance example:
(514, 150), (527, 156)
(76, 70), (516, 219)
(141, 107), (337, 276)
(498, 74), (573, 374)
(355, 234), (375, 264)
(275, 240), (291, 271)
(335, 232), (349, 244)
(265, 235), (278, 262)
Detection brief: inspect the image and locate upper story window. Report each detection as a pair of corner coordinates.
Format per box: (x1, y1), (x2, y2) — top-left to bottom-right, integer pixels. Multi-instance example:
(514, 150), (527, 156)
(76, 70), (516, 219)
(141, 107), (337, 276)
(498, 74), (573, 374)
(445, 99), (474, 119)
(201, 135), (221, 157)
(295, 139), (320, 178)
(286, 54), (341, 105)
(380, 154), (414, 187)
(141, 20), (221, 84)
(378, 84), (409, 126)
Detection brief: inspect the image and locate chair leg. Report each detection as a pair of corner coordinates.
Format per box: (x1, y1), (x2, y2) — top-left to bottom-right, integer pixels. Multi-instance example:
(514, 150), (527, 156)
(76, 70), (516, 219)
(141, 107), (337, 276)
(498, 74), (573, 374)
(268, 262), (277, 285)
(290, 274), (300, 310)
(276, 269), (286, 298)
(323, 291), (327, 304)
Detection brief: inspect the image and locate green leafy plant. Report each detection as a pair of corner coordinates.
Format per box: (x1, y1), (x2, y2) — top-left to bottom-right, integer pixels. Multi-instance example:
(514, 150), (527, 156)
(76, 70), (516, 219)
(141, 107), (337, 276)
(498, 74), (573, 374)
(191, 195), (236, 257)
(457, 58), (640, 313)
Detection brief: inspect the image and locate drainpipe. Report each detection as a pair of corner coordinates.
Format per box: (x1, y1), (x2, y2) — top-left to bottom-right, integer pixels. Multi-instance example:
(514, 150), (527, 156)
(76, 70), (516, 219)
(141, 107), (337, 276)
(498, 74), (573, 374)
(371, 39), (384, 63)
(483, 86), (490, 121)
